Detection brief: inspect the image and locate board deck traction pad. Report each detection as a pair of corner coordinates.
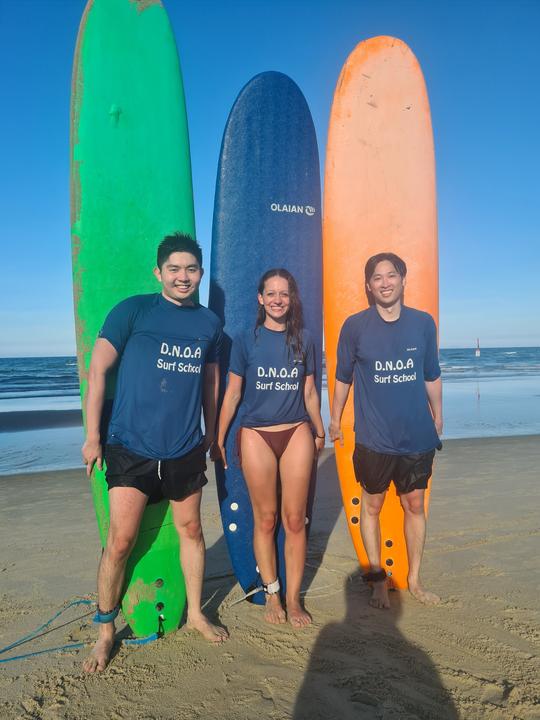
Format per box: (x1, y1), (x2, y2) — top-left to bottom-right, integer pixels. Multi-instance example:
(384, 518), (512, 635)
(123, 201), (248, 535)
(210, 71), (322, 604)
(323, 36), (438, 589)
(70, 0), (195, 636)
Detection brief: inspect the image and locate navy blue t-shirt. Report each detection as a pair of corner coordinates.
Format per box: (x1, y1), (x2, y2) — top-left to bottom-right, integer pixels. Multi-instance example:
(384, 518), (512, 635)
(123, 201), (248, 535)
(336, 305), (441, 454)
(230, 326), (315, 428)
(99, 293), (222, 459)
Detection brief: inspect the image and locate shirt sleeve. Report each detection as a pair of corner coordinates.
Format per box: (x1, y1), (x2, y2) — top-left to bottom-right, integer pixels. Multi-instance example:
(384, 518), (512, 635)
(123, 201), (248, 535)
(206, 323), (223, 364)
(98, 298), (138, 355)
(423, 315), (441, 381)
(304, 333), (315, 377)
(229, 332), (248, 377)
(336, 317), (356, 384)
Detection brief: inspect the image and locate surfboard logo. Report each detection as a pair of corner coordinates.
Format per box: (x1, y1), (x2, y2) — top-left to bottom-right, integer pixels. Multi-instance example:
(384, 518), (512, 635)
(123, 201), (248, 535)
(270, 202), (317, 216)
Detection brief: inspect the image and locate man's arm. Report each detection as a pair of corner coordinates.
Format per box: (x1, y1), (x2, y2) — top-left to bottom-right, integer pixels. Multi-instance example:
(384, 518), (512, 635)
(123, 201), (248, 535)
(329, 379), (352, 446)
(202, 362), (219, 451)
(425, 376), (443, 435)
(82, 338), (119, 476)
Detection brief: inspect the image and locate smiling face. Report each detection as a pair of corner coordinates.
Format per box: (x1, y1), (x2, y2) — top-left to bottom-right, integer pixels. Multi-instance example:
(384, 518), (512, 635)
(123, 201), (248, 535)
(366, 259), (406, 308)
(154, 251), (203, 305)
(258, 275), (290, 326)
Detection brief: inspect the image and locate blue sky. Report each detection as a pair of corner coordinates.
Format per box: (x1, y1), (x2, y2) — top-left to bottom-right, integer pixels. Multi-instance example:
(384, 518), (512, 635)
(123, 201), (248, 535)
(1, 0), (539, 356)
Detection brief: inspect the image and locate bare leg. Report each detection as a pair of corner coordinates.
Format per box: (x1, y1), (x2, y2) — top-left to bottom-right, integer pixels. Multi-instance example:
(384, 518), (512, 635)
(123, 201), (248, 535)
(401, 489), (440, 604)
(360, 490), (390, 609)
(279, 423), (314, 627)
(171, 490), (228, 642)
(83, 487), (147, 673)
(241, 429), (286, 624)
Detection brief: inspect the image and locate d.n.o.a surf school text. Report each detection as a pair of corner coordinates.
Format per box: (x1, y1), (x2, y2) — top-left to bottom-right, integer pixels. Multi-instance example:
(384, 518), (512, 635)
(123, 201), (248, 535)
(256, 365), (299, 391)
(374, 358), (417, 384)
(156, 341), (203, 374)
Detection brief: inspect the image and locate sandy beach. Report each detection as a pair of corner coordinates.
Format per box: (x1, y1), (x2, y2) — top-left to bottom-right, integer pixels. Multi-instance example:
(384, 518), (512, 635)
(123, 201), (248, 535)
(1, 436), (539, 719)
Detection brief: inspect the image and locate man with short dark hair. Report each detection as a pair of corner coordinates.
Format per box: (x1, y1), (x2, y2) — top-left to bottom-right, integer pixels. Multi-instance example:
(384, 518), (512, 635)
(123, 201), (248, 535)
(82, 232), (228, 673)
(329, 252), (442, 609)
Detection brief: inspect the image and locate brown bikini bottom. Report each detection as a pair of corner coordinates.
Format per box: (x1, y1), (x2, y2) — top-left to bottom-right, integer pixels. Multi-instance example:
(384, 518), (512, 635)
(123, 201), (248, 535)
(236, 422), (307, 465)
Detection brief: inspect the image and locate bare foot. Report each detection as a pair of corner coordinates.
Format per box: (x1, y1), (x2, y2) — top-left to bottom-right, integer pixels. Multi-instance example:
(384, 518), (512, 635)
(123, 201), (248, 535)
(287, 600), (312, 628)
(408, 581), (440, 605)
(187, 613), (229, 643)
(369, 580), (390, 609)
(82, 631), (115, 673)
(264, 593), (286, 624)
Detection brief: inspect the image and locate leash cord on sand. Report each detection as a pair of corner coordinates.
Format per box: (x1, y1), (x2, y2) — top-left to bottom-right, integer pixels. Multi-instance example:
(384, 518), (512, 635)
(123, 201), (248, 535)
(229, 586), (264, 606)
(0, 599), (158, 664)
(228, 559), (354, 606)
(0, 643), (88, 664)
(0, 599), (93, 656)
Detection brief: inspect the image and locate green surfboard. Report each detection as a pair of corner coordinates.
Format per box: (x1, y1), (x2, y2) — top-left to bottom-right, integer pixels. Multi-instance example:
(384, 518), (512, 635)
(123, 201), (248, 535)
(70, 0), (194, 637)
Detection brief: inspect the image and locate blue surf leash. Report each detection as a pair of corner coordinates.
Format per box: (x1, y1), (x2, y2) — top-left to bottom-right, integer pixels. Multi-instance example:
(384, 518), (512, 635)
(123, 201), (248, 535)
(0, 643), (88, 664)
(0, 599), (93, 657)
(0, 599), (158, 664)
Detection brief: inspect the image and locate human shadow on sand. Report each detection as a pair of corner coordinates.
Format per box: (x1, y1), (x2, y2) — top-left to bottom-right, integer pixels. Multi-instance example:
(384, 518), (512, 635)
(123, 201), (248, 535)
(199, 532), (237, 619)
(300, 450), (344, 599)
(293, 569), (458, 720)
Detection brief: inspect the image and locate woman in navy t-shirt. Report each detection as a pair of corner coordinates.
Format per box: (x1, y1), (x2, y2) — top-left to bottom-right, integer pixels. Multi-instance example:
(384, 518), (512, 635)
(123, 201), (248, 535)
(215, 269), (325, 627)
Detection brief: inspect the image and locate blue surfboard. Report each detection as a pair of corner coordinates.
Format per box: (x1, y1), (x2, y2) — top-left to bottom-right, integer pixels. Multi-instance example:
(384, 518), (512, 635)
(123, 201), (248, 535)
(209, 72), (322, 604)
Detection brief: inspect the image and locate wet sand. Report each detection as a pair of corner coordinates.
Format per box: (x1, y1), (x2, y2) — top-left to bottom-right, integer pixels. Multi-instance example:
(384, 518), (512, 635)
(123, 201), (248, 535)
(0, 410), (82, 433)
(0, 437), (539, 719)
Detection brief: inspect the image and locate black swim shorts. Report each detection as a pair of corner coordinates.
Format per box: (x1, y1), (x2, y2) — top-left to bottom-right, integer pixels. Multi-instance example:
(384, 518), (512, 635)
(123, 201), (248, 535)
(104, 442), (208, 503)
(352, 443), (436, 495)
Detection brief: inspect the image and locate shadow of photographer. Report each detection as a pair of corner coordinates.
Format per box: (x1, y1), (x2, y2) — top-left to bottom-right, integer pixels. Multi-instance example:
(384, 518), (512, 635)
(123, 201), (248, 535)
(293, 568), (458, 719)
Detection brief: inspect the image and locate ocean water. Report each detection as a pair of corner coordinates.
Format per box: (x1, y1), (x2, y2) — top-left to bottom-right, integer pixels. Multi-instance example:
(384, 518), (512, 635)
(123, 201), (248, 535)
(1, 349), (539, 475)
(436, 347), (540, 440)
(0, 356), (80, 412)
(0, 357), (84, 475)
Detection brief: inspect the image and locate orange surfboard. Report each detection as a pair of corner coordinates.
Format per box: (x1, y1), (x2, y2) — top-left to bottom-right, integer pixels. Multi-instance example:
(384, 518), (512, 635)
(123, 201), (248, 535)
(323, 36), (438, 589)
